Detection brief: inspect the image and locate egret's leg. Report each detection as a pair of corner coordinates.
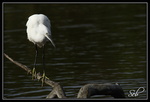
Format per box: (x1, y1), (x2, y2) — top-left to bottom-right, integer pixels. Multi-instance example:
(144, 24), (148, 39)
(32, 44), (38, 80)
(41, 45), (45, 86)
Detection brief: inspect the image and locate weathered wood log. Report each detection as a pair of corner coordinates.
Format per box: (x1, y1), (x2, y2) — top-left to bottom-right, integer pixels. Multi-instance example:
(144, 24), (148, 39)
(4, 53), (126, 98)
(77, 83), (125, 98)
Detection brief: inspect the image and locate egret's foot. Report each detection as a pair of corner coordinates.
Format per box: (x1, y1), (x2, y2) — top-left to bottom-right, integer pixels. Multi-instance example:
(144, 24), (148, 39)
(32, 68), (36, 80)
(41, 72), (50, 86)
(45, 76), (49, 80)
(41, 72), (46, 87)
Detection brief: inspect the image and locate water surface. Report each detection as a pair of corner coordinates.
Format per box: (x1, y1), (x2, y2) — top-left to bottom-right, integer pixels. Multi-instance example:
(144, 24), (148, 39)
(3, 3), (147, 99)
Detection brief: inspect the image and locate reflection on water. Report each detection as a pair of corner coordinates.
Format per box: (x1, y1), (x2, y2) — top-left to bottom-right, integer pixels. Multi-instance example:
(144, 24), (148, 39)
(4, 3), (147, 99)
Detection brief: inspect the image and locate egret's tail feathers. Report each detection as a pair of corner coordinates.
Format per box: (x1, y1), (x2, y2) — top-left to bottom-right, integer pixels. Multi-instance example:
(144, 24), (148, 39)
(44, 33), (56, 48)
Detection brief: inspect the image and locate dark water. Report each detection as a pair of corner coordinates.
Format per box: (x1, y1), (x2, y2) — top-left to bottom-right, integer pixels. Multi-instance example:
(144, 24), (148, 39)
(3, 3), (147, 99)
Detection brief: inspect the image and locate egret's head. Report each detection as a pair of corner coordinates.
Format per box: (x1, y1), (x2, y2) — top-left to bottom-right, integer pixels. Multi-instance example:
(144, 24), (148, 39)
(26, 14), (51, 28)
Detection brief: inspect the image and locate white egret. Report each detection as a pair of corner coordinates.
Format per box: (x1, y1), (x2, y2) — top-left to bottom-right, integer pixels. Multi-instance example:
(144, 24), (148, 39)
(26, 14), (55, 86)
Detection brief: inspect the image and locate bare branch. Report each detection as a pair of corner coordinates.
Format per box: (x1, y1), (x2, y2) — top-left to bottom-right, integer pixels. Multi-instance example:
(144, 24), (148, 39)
(4, 53), (31, 73)
(4, 53), (66, 98)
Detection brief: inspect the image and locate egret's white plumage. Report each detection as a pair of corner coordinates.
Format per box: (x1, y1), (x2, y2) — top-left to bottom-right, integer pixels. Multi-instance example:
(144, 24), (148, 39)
(26, 14), (55, 47)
